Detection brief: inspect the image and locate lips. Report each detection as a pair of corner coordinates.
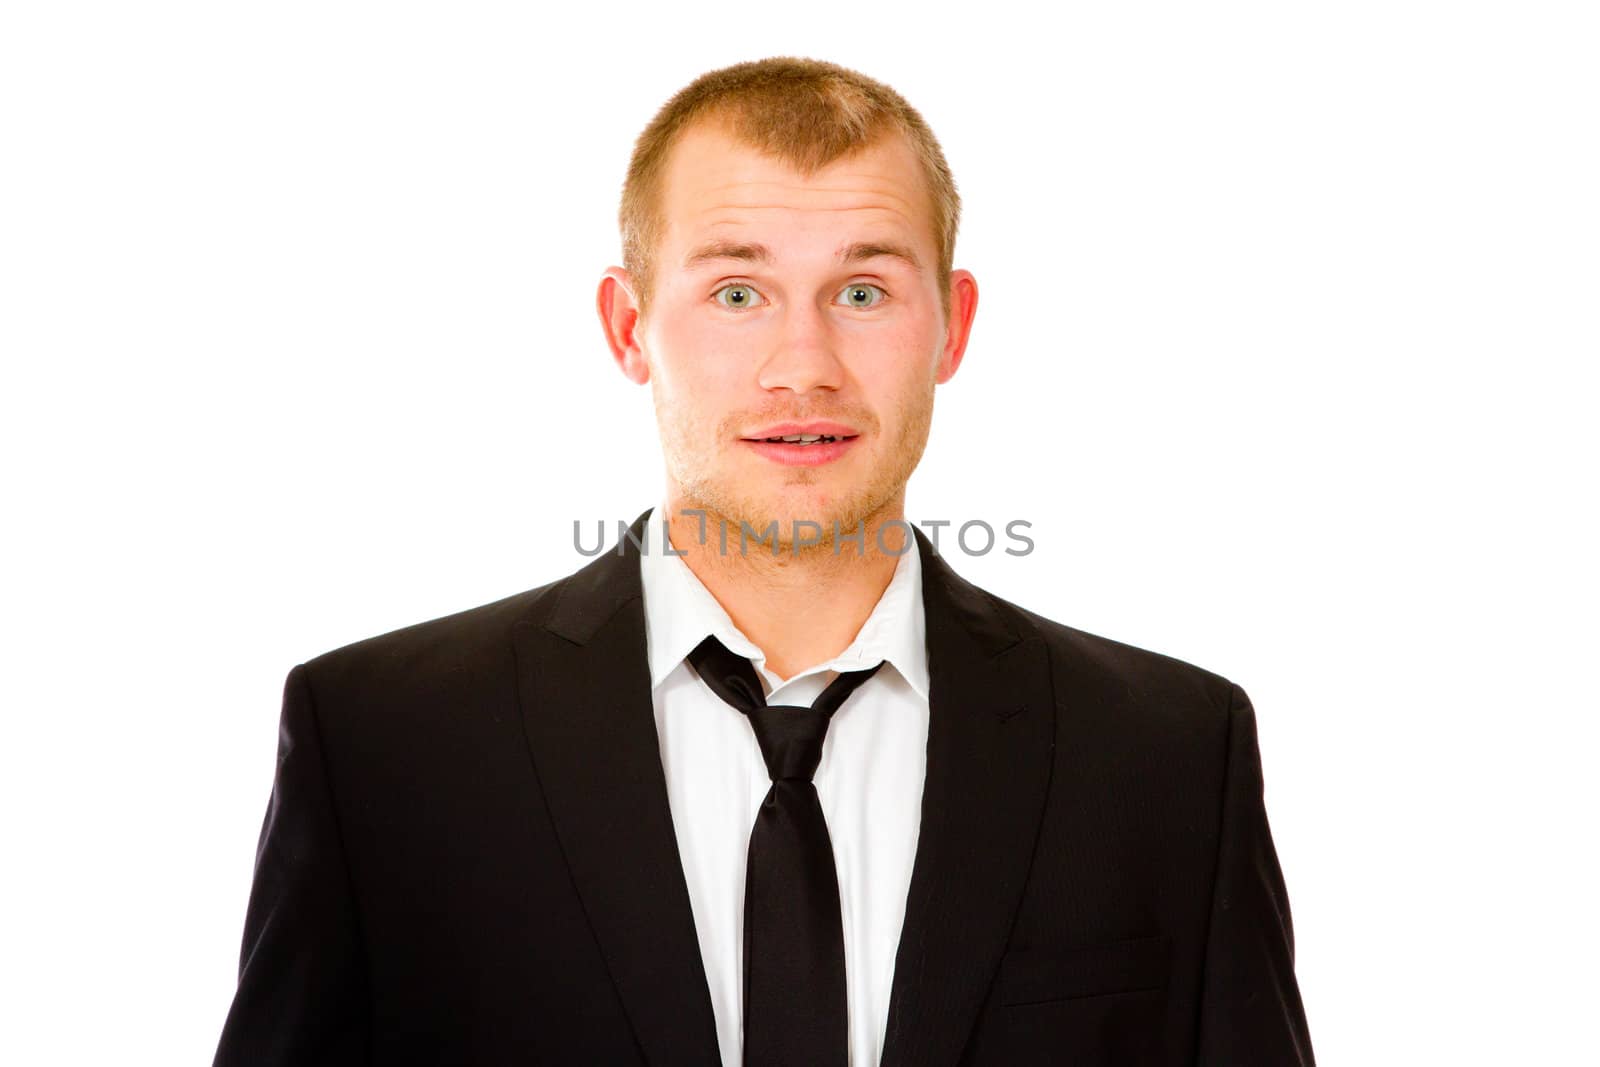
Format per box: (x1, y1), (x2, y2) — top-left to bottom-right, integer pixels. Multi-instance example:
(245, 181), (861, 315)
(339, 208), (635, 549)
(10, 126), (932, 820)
(740, 434), (860, 467)
(750, 433), (845, 445)
(740, 421), (860, 440)
(737, 419), (864, 467)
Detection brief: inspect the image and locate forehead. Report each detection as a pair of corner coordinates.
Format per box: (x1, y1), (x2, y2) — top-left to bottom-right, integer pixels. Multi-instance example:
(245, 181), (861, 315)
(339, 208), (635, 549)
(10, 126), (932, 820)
(655, 120), (936, 260)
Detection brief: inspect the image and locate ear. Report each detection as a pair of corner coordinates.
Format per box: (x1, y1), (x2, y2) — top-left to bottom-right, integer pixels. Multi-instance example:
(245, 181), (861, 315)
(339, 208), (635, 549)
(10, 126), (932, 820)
(597, 267), (650, 384)
(935, 269), (978, 384)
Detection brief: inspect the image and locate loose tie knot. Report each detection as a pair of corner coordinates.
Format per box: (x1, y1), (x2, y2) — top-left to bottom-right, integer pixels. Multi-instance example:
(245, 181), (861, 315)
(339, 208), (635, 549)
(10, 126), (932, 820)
(685, 635), (884, 783)
(747, 704), (831, 781)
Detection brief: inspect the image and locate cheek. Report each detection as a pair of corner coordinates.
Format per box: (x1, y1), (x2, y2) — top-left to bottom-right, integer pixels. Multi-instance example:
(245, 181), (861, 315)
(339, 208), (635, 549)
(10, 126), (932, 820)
(662, 319), (758, 389)
(849, 322), (941, 392)
(650, 327), (754, 430)
(648, 316), (713, 391)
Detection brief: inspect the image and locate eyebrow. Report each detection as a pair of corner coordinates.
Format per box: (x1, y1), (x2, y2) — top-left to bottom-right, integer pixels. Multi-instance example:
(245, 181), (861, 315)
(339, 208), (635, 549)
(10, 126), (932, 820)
(681, 239), (923, 272)
(840, 241), (923, 271)
(682, 240), (772, 269)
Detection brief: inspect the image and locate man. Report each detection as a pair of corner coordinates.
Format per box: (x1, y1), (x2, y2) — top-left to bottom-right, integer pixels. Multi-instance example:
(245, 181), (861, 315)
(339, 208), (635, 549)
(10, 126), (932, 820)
(214, 57), (1314, 1066)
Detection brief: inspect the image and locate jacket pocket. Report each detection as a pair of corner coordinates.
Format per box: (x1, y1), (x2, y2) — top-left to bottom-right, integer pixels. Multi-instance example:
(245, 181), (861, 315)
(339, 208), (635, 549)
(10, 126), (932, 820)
(993, 934), (1169, 1007)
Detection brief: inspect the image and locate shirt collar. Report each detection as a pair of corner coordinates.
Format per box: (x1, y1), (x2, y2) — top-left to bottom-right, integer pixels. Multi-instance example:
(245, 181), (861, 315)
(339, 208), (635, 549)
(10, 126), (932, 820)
(638, 501), (930, 700)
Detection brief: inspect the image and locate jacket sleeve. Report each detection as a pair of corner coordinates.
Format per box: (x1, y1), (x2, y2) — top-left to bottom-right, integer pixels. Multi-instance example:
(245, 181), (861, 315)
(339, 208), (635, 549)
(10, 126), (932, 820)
(213, 663), (370, 1066)
(1194, 683), (1315, 1065)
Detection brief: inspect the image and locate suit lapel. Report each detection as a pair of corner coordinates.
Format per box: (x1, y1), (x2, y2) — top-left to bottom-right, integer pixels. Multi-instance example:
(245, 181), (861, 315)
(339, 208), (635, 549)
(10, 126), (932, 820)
(511, 509), (721, 1064)
(512, 509), (1056, 1067)
(879, 525), (1057, 1067)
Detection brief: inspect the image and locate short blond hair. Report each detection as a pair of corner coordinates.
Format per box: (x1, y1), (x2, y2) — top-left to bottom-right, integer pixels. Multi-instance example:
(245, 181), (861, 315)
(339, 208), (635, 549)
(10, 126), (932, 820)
(619, 57), (962, 319)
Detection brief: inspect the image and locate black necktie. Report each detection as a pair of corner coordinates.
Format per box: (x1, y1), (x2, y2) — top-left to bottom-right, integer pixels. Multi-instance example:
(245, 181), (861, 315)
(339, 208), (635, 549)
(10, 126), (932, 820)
(686, 634), (886, 1067)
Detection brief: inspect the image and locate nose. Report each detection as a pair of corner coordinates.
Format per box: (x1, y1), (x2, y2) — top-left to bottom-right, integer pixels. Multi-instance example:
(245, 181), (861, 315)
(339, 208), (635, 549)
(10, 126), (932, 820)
(756, 301), (844, 395)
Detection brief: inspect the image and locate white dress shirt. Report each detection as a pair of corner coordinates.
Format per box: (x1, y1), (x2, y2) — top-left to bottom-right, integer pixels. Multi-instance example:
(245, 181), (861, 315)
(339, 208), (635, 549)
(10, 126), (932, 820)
(637, 502), (931, 1067)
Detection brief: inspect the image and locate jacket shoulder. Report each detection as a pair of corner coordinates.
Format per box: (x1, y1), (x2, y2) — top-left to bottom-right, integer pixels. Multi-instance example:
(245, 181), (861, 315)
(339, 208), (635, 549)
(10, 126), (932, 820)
(993, 591), (1242, 730)
(298, 574), (571, 700)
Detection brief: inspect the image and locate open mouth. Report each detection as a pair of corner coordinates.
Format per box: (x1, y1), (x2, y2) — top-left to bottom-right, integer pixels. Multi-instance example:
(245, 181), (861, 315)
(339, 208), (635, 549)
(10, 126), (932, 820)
(740, 432), (861, 465)
(749, 434), (853, 446)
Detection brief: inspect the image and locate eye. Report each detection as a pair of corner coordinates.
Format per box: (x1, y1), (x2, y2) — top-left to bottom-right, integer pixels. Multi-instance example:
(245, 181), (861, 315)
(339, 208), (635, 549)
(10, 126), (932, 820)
(712, 283), (766, 310)
(835, 282), (886, 309)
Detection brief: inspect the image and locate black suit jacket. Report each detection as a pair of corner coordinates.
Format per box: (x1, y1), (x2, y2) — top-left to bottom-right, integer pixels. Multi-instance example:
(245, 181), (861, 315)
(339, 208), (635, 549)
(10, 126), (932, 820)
(214, 508), (1314, 1066)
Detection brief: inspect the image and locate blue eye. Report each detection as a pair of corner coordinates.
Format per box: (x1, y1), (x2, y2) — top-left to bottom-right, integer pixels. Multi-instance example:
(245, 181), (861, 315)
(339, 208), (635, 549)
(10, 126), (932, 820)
(836, 283), (886, 308)
(713, 284), (766, 310)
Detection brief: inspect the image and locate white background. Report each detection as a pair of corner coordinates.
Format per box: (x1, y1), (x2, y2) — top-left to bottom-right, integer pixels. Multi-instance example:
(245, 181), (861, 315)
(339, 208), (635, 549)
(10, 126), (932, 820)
(3, 2), (1596, 1063)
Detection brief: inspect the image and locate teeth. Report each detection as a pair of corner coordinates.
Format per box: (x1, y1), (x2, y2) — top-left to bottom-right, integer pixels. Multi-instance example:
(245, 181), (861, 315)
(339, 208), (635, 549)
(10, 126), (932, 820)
(765, 434), (837, 444)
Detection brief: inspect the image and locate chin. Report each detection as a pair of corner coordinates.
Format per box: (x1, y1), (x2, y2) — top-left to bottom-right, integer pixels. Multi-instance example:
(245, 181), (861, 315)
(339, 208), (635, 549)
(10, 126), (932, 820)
(713, 493), (827, 542)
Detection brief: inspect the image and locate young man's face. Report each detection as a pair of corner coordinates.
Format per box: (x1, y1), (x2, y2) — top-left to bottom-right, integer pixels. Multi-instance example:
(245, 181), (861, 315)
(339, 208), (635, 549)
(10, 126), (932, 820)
(601, 119), (976, 549)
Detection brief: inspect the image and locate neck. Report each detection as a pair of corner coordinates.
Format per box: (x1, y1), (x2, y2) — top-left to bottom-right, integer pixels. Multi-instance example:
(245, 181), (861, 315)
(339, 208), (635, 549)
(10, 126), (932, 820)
(660, 493), (910, 682)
